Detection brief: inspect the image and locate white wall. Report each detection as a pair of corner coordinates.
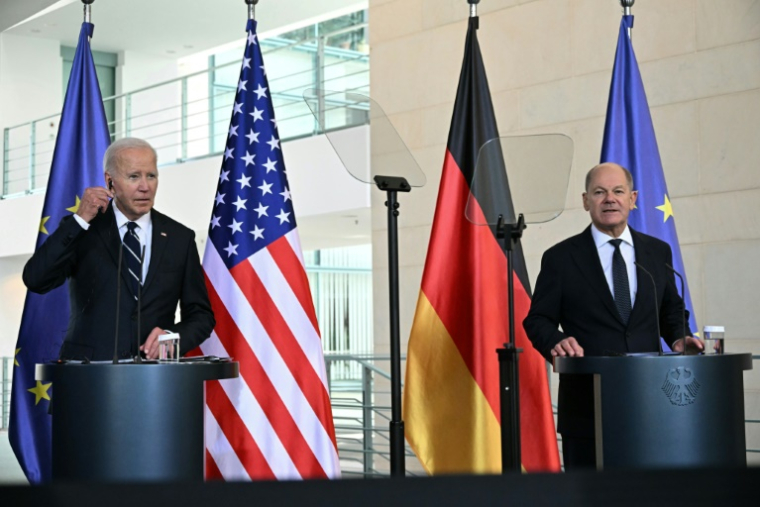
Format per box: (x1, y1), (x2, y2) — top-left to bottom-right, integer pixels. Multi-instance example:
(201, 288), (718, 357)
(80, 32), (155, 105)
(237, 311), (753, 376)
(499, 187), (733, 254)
(0, 33), (62, 126)
(115, 50), (181, 163)
(0, 256), (28, 358)
(0, 33), (63, 195)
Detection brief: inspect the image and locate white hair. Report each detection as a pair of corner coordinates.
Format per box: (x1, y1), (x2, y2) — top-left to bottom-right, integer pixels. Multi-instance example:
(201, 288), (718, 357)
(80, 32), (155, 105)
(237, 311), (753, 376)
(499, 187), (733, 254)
(103, 137), (157, 175)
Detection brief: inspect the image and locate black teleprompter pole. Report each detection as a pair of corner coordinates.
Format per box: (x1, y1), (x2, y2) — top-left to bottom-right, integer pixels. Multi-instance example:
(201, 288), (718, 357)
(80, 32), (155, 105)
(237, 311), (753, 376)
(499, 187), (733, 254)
(375, 175), (411, 477)
(496, 213), (526, 473)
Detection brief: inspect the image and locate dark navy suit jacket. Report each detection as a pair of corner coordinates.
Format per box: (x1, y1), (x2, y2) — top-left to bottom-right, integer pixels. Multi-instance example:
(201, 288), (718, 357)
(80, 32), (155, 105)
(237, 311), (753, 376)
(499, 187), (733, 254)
(23, 203), (215, 361)
(523, 225), (690, 437)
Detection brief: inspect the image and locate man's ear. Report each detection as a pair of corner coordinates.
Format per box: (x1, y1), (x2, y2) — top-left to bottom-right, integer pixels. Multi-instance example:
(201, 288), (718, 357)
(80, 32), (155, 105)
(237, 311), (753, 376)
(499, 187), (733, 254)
(582, 192), (589, 211)
(630, 190), (638, 209)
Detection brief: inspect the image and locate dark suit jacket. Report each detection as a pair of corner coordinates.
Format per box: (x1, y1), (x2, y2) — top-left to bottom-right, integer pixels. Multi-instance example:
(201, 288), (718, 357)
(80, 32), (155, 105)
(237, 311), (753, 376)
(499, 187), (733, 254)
(23, 203), (215, 361)
(523, 225), (690, 437)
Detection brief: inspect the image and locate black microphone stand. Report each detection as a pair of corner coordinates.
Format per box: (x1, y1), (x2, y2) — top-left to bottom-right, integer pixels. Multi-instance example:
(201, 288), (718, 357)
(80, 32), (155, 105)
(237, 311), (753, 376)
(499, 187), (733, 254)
(634, 261), (664, 356)
(496, 213), (525, 473)
(112, 235), (124, 364)
(374, 175), (411, 478)
(135, 246), (145, 364)
(666, 263), (691, 354)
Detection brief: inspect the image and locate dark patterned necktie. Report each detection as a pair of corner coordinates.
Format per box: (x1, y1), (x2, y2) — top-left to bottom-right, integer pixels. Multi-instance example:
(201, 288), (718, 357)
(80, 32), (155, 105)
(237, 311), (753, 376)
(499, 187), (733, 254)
(610, 239), (631, 324)
(123, 222), (142, 298)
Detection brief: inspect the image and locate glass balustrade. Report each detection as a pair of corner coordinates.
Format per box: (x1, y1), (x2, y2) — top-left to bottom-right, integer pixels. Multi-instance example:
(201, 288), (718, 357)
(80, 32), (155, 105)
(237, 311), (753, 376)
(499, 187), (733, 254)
(2, 15), (369, 199)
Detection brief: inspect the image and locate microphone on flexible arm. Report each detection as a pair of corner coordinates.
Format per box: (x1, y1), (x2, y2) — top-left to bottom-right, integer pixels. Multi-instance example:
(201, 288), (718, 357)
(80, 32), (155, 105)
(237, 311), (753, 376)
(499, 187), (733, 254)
(634, 261), (664, 356)
(666, 263), (690, 353)
(135, 245), (146, 364)
(112, 237), (125, 364)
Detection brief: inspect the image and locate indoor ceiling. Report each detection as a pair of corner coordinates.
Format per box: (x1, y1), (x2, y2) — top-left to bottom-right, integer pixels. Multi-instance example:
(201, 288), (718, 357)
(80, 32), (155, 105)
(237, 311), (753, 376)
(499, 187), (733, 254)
(3, 0), (366, 58)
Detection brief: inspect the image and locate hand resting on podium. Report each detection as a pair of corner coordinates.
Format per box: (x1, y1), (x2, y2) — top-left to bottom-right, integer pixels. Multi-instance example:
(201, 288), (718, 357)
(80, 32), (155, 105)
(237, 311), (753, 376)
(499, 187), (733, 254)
(551, 337), (584, 357)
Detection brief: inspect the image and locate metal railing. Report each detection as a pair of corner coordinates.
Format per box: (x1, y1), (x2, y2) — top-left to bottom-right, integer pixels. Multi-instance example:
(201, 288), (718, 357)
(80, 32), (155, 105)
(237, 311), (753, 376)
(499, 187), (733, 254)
(2, 22), (369, 199)
(324, 354), (420, 477)
(306, 246), (374, 380)
(1, 357), (10, 429)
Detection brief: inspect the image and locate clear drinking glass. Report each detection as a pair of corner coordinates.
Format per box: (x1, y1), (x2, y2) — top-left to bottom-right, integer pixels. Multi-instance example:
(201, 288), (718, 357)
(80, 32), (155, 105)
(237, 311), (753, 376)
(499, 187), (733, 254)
(158, 332), (180, 362)
(703, 326), (724, 355)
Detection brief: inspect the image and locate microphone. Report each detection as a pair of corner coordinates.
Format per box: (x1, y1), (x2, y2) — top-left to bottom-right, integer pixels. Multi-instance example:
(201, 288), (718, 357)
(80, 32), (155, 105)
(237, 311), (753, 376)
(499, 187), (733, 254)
(666, 263), (689, 352)
(112, 236), (124, 364)
(135, 245), (146, 364)
(634, 261), (664, 356)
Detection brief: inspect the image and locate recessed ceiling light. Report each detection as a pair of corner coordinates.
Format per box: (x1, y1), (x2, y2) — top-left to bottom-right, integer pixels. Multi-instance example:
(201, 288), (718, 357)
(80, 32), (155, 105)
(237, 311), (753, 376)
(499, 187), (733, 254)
(166, 50), (176, 54)
(183, 45), (194, 49)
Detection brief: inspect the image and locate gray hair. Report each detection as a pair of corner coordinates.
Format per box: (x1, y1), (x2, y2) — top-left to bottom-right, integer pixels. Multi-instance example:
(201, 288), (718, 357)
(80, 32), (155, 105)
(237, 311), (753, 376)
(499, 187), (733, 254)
(103, 137), (157, 175)
(585, 162), (634, 192)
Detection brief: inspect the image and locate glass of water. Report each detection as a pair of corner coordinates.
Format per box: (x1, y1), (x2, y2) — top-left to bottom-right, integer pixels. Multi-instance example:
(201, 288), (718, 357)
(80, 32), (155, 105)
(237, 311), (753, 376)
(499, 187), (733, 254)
(158, 332), (180, 362)
(703, 326), (724, 355)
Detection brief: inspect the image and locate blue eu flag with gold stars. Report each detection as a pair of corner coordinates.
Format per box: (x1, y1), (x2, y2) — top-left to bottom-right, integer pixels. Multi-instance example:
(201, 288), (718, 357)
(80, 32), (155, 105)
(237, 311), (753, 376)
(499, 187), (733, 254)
(601, 15), (697, 339)
(9, 22), (110, 484)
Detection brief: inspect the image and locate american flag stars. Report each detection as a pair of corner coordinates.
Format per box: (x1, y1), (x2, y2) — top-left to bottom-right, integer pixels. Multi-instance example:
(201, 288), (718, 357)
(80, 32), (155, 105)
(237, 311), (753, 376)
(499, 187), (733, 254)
(254, 84), (268, 100)
(245, 129), (259, 144)
(208, 27), (296, 269)
(237, 173), (252, 189)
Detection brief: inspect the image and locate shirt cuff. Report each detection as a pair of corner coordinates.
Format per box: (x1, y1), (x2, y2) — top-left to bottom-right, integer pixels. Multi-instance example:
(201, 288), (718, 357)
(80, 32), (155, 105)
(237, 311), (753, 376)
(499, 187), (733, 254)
(72, 213), (91, 230)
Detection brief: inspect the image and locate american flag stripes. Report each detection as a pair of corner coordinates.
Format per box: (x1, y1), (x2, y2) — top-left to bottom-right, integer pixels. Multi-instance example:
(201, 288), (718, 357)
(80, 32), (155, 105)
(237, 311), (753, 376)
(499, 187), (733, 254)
(197, 19), (340, 480)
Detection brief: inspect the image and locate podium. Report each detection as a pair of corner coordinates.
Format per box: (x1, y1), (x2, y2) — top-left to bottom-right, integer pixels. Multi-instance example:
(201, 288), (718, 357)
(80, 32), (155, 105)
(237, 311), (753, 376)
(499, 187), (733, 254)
(37, 361), (239, 482)
(554, 353), (752, 470)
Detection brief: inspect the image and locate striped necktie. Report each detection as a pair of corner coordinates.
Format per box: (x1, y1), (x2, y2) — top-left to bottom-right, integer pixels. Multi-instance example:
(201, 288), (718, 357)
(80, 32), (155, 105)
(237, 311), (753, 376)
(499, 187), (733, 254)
(609, 238), (632, 324)
(123, 221), (142, 298)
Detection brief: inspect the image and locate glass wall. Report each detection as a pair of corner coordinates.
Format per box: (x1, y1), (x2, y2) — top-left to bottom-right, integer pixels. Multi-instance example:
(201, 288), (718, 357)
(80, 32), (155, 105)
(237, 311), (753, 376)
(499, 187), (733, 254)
(2, 9), (369, 198)
(208, 10), (369, 153)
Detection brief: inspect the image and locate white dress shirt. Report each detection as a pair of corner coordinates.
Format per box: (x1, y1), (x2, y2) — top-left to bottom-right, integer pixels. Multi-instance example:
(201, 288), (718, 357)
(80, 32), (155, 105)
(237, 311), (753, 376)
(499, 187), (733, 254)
(74, 202), (153, 282)
(590, 224), (637, 307)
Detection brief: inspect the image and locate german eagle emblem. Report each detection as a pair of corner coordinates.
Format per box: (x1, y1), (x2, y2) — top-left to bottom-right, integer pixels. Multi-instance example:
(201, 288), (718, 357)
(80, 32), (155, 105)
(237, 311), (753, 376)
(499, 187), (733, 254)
(662, 367), (700, 406)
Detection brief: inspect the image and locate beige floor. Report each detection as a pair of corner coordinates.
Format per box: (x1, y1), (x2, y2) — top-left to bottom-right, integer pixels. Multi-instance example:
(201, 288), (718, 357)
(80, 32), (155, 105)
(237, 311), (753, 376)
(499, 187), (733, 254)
(0, 430), (27, 485)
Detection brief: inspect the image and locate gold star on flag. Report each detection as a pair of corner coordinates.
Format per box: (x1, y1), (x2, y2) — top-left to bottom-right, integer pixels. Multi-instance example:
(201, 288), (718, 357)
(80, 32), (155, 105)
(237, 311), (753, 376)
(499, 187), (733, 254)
(655, 194), (674, 222)
(14, 348), (21, 367)
(39, 216), (51, 235)
(28, 381), (52, 405)
(66, 195), (82, 214)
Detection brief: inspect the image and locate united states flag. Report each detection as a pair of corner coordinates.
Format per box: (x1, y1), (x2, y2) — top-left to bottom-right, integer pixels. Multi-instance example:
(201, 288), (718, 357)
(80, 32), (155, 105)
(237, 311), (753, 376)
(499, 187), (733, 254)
(196, 19), (340, 480)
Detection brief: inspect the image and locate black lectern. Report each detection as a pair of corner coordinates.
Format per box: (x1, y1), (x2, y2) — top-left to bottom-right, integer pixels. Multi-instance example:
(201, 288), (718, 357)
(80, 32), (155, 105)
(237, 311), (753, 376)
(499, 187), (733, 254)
(554, 353), (752, 470)
(37, 361), (238, 482)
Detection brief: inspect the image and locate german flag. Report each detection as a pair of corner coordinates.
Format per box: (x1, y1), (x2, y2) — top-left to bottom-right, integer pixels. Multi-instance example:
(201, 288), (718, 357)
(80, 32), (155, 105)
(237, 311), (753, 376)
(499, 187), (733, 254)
(403, 16), (560, 474)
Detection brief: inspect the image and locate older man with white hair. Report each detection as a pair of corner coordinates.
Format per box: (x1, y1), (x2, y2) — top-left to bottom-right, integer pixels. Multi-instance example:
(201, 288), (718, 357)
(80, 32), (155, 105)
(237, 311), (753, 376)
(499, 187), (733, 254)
(24, 137), (214, 361)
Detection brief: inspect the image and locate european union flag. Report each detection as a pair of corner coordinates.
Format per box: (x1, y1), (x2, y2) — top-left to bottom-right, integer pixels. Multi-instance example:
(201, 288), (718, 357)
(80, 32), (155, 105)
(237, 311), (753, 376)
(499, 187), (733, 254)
(8, 22), (110, 484)
(600, 15), (697, 339)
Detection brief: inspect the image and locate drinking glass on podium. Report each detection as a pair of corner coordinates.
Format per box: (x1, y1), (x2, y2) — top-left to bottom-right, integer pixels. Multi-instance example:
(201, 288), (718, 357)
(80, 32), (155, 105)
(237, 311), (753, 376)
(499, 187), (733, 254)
(703, 326), (725, 355)
(158, 332), (180, 362)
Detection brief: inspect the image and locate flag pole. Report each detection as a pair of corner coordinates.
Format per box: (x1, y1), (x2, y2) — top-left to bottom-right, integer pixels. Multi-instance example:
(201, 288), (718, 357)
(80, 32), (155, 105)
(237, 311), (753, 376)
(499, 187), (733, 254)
(82, 0), (93, 23)
(621, 0), (634, 38)
(464, 0), (523, 475)
(468, 0), (479, 18)
(245, 0), (258, 20)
